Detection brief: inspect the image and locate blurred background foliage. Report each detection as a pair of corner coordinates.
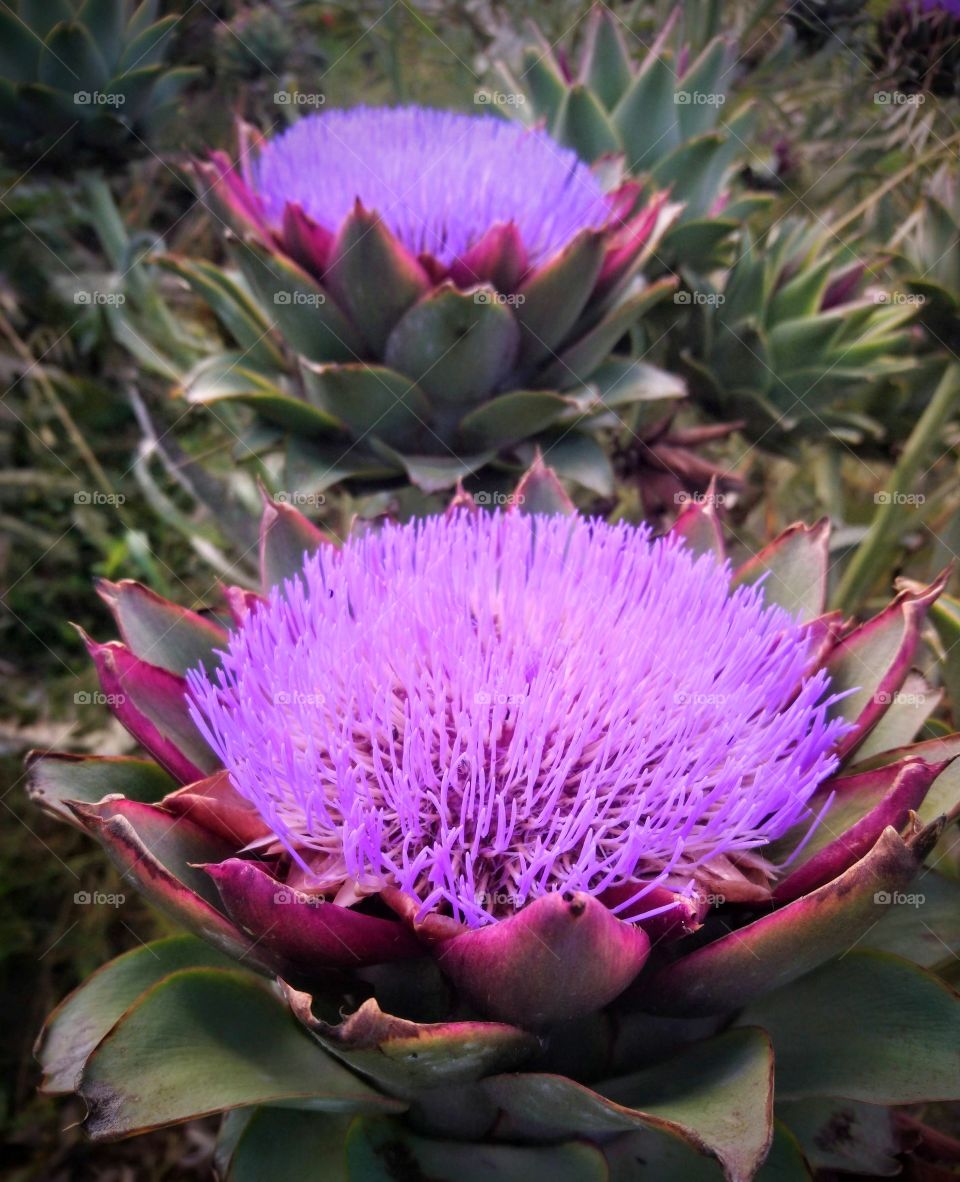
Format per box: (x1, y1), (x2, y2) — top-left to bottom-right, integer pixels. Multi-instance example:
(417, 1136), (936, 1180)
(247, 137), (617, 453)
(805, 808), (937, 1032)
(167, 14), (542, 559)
(1, 0), (960, 1176)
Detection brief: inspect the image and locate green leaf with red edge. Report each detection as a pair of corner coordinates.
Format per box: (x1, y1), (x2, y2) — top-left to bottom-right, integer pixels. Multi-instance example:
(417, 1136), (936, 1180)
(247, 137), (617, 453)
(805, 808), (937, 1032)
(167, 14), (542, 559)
(731, 520), (830, 622)
(481, 1027), (773, 1182)
(26, 753), (176, 823)
(79, 968), (404, 1139)
(643, 826), (934, 1016)
(738, 951), (960, 1103)
(96, 578), (227, 676)
(37, 935), (236, 1095)
(287, 994), (538, 1096)
(863, 868), (960, 967)
(346, 1115), (608, 1182)
(259, 494), (330, 590)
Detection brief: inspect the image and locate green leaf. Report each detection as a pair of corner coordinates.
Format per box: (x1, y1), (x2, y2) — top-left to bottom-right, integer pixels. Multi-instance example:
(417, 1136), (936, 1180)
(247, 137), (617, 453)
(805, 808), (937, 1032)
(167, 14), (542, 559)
(347, 1117), (608, 1182)
(739, 951), (960, 1103)
(459, 391), (572, 450)
(26, 752), (176, 821)
(115, 13), (178, 72)
(0, 10), (42, 81)
(303, 363), (432, 453)
(231, 239), (363, 364)
(675, 39), (730, 139)
(650, 134), (727, 219)
(731, 521), (829, 622)
(863, 869), (960, 967)
(930, 592), (960, 725)
(38, 21), (109, 94)
(370, 443), (495, 494)
(613, 53), (680, 172)
(591, 357), (686, 409)
(226, 1109), (351, 1182)
(157, 256), (284, 371)
(777, 1098), (898, 1177)
(384, 286), (520, 420)
(78, 0), (124, 66)
(183, 353), (345, 439)
(553, 84), (620, 163)
(20, 0), (73, 39)
(37, 935), (235, 1094)
(534, 431), (614, 496)
(583, 8), (633, 109)
(79, 968), (404, 1138)
(482, 1027), (774, 1182)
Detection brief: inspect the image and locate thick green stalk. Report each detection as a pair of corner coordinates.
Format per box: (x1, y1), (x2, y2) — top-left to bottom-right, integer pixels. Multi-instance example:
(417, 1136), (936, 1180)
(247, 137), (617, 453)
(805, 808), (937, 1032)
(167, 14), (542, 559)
(833, 363), (960, 613)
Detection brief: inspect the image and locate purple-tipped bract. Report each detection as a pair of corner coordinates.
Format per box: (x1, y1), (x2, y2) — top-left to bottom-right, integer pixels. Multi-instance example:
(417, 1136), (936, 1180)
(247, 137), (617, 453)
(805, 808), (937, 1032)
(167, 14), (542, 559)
(250, 106), (612, 268)
(188, 513), (849, 928)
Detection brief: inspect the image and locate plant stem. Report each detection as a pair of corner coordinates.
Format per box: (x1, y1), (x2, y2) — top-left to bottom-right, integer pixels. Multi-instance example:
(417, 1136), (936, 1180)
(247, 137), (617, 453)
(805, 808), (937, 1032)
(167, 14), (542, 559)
(833, 362), (960, 613)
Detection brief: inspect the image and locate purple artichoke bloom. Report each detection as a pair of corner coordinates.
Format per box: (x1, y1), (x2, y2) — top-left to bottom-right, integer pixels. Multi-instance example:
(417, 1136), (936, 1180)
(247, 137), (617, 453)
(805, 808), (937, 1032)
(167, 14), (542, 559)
(250, 106), (612, 271)
(920, 0), (960, 14)
(187, 512), (848, 931)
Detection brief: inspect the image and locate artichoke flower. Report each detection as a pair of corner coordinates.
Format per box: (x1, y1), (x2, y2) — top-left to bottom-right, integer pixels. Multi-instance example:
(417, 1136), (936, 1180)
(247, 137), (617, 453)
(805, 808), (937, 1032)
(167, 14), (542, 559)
(0, 0), (198, 171)
(29, 465), (960, 1179)
(188, 105), (682, 497)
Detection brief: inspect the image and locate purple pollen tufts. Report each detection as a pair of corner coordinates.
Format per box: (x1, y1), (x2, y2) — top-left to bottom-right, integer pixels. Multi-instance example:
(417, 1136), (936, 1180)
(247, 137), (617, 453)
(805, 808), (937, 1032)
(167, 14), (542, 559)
(187, 513), (850, 927)
(249, 105), (613, 268)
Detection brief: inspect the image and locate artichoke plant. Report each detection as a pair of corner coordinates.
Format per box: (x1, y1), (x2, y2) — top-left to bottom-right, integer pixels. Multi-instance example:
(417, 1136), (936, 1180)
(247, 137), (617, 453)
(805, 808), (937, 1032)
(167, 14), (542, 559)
(676, 216), (919, 449)
(29, 463), (960, 1179)
(0, 0), (197, 171)
(188, 105), (684, 499)
(493, 5), (770, 274)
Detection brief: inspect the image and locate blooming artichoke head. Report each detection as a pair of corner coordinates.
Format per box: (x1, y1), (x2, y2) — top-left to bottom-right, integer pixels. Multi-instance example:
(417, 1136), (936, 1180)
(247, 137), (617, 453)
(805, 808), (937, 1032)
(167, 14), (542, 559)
(191, 105), (680, 495)
(874, 0), (960, 97)
(29, 474), (960, 1177)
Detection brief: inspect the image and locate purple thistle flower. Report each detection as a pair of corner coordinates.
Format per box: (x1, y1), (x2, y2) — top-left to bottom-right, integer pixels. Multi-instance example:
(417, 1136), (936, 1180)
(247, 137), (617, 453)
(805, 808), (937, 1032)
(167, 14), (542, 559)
(249, 105), (613, 268)
(187, 513), (849, 929)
